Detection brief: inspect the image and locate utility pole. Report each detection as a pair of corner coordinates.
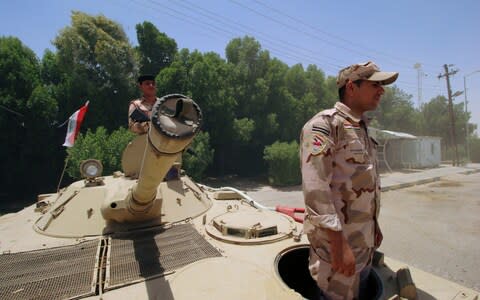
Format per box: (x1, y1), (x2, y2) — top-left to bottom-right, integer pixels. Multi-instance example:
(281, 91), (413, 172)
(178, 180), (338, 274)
(438, 64), (459, 166)
(414, 63), (423, 107)
(463, 76), (470, 162)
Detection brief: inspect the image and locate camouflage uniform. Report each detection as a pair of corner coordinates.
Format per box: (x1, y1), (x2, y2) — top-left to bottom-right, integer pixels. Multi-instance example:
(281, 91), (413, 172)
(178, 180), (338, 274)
(300, 101), (380, 300)
(128, 98), (157, 134)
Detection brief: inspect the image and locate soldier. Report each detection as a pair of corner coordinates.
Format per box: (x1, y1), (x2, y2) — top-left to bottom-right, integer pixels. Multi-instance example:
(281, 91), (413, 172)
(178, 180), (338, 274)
(300, 61), (398, 299)
(128, 74), (160, 134)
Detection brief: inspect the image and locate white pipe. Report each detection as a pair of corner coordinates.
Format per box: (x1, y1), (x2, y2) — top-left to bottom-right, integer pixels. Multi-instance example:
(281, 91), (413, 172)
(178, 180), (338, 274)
(198, 184), (273, 211)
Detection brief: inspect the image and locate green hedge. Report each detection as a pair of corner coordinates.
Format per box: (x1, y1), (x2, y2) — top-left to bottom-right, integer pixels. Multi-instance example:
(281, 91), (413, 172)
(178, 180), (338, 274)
(263, 140), (301, 186)
(66, 127), (135, 179)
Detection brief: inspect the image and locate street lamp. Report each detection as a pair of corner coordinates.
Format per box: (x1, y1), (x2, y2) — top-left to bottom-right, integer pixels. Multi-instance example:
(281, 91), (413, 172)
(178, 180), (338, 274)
(464, 70), (480, 162)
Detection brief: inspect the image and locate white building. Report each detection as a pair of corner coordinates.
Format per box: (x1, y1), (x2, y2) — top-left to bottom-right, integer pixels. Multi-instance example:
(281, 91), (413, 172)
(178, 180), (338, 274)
(369, 128), (442, 171)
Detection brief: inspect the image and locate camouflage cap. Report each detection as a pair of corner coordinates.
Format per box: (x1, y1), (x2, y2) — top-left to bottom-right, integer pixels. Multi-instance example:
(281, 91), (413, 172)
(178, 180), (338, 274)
(336, 61), (398, 89)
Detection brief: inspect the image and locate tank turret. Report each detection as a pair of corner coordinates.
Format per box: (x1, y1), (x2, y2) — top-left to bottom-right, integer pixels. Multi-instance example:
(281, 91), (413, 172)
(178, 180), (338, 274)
(102, 94), (202, 223)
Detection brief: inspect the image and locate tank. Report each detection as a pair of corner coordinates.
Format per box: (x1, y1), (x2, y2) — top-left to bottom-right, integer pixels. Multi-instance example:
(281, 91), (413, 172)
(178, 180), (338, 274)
(0, 94), (478, 300)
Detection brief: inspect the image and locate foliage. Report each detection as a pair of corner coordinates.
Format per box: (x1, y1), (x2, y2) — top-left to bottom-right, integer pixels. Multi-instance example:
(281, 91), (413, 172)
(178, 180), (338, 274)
(0, 36), (61, 199)
(469, 137), (480, 163)
(417, 95), (470, 159)
(370, 86), (419, 133)
(233, 118), (255, 143)
(135, 21), (177, 75)
(0, 36), (40, 99)
(182, 131), (214, 180)
(66, 127), (135, 179)
(263, 141), (301, 186)
(53, 11), (138, 131)
(157, 49), (236, 174)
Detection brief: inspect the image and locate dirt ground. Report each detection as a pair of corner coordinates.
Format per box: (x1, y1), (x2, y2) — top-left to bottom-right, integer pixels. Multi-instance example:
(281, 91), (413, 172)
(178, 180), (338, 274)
(223, 172), (480, 292)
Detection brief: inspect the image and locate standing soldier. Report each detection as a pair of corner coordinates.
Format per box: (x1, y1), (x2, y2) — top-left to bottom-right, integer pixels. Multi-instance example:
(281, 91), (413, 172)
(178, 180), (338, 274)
(300, 61), (398, 299)
(128, 74), (159, 134)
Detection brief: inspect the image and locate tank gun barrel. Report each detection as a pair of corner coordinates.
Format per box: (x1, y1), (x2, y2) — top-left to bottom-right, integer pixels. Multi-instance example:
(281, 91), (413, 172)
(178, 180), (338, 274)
(129, 94), (202, 213)
(101, 94), (202, 223)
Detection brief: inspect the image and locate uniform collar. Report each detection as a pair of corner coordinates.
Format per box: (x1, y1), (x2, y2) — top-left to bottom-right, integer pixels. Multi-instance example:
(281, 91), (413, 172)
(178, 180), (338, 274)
(334, 101), (369, 124)
(141, 96), (158, 105)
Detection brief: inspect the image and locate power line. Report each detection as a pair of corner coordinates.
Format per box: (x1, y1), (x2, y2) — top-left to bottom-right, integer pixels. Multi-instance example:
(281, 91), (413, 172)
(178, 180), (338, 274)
(0, 104), (24, 117)
(251, 0), (413, 68)
(117, 0), (440, 90)
(174, 0), (343, 68)
(131, 0), (341, 70)
(229, 0), (430, 73)
(239, 0), (444, 74)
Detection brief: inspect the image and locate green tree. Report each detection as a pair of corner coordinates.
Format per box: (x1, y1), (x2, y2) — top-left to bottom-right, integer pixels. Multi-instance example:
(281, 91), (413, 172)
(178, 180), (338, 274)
(183, 131), (214, 180)
(469, 137), (480, 163)
(0, 37), (60, 203)
(233, 117), (255, 143)
(135, 21), (177, 76)
(53, 11), (138, 131)
(225, 36), (275, 174)
(157, 49), (236, 174)
(40, 49), (62, 86)
(0, 37), (40, 100)
(370, 86), (419, 133)
(419, 95), (472, 161)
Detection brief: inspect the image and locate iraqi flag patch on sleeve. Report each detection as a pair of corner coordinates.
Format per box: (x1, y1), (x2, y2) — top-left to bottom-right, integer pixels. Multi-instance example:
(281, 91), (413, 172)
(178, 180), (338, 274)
(311, 133), (328, 156)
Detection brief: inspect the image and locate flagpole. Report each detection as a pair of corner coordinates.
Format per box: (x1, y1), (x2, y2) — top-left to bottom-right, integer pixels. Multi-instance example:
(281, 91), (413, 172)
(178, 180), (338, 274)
(57, 156), (69, 193)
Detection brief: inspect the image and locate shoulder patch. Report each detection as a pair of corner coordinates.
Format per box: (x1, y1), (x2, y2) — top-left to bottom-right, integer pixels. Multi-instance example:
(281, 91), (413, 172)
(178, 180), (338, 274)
(311, 133), (328, 156)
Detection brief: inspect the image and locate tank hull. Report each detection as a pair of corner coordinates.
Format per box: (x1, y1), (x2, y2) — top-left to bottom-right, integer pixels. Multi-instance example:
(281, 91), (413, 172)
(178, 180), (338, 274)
(1, 176), (478, 300)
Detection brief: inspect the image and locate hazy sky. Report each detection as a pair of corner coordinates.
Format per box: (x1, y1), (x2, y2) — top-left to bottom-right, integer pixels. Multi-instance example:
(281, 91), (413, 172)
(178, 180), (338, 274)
(1, 0), (479, 134)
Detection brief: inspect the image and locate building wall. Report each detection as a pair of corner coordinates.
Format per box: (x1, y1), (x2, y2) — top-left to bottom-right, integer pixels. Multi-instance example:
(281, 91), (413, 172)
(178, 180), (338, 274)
(385, 137), (441, 169)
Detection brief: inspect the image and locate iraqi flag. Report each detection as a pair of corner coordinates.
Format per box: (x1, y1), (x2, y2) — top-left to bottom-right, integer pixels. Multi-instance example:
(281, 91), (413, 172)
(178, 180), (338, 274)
(62, 101), (89, 147)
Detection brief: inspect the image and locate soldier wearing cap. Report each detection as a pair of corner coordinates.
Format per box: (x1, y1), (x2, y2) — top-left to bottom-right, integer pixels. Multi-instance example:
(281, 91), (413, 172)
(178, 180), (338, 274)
(128, 74), (160, 134)
(300, 62), (398, 299)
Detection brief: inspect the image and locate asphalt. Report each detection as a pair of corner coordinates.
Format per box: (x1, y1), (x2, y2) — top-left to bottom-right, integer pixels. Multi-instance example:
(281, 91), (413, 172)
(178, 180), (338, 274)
(241, 163), (480, 209)
(380, 163), (480, 191)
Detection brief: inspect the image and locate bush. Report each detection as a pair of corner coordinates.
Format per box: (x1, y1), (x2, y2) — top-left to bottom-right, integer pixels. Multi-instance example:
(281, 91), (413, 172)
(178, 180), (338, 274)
(263, 140), (301, 186)
(470, 137), (480, 163)
(66, 126), (135, 179)
(183, 131), (214, 180)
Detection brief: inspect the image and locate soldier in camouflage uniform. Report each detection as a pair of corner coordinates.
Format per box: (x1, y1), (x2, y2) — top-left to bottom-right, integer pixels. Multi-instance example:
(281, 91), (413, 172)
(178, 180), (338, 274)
(128, 74), (159, 134)
(300, 61), (398, 300)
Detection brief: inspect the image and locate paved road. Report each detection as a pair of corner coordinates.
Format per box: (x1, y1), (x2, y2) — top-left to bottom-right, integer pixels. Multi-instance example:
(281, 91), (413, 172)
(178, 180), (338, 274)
(212, 164), (480, 292)
(378, 172), (480, 292)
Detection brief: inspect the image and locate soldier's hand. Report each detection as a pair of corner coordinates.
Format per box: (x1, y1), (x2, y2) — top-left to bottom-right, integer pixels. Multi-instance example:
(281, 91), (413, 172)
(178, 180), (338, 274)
(134, 122), (149, 134)
(326, 229), (356, 277)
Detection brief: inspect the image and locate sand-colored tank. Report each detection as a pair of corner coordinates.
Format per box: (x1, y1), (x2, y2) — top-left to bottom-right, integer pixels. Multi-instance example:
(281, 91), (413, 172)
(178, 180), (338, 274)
(0, 94), (478, 300)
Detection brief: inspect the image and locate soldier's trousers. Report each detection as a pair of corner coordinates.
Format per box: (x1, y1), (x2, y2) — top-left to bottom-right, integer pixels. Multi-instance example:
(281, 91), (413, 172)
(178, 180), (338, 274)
(309, 249), (373, 300)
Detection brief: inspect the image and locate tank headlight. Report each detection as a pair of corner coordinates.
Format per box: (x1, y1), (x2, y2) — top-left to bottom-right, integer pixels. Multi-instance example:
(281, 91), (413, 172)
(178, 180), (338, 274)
(80, 159), (103, 179)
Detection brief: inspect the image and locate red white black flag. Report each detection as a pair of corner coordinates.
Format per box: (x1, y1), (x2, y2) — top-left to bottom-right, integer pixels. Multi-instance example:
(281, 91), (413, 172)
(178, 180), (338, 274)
(62, 101), (89, 147)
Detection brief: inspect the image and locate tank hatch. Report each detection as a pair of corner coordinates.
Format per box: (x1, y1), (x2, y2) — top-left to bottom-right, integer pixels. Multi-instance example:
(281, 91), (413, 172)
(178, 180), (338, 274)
(205, 210), (296, 244)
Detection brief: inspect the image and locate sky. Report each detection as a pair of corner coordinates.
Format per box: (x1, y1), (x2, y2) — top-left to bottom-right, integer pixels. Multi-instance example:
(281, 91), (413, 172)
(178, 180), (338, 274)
(1, 0), (479, 135)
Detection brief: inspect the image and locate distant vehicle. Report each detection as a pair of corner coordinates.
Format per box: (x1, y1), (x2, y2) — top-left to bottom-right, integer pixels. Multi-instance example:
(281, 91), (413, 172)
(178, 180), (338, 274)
(0, 94), (477, 300)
